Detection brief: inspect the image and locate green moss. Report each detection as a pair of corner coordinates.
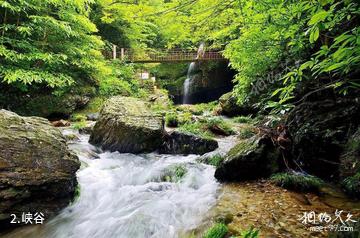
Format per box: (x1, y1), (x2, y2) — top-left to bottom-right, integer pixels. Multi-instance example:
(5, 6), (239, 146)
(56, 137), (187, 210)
(203, 223), (228, 238)
(342, 172), (360, 198)
(271, 172), (324, 192)
(71, 184), (81, 203)
(207, 154), (224, 167)
(227, 139), (257, 158)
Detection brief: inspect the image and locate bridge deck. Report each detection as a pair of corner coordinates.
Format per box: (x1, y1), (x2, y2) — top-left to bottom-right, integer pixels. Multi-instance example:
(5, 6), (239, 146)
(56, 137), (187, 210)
(104, 47), (226, 63)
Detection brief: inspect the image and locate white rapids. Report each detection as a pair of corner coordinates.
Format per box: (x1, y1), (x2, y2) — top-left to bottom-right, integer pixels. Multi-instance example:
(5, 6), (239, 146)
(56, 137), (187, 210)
(3, 128), (236, 238)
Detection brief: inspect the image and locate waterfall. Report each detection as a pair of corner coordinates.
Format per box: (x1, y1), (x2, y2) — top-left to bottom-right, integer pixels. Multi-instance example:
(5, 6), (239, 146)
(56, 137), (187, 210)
(182, 62), (196, 104)
(182, 43), (205, 104)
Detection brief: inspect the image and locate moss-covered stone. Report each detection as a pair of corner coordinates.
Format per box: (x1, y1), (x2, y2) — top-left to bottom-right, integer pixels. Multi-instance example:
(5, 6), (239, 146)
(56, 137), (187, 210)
(89, 96), (164, 153)
(0, 110), (80, 228)
(270, 172), (324, 193)
(215, 135), (280, 181)
(218, 92), (257, 117)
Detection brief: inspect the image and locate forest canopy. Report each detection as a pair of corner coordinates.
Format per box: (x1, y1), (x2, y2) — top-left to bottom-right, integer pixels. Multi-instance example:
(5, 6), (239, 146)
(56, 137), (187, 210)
(0, 0), (359, 111)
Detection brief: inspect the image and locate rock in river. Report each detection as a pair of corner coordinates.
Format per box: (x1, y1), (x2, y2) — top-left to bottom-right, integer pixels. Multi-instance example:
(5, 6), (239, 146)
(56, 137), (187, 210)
(0, 110), (80, 229)
(159, 131), (218, 155)
(89, 96), (164, 153)
(215, 135), (280, 181)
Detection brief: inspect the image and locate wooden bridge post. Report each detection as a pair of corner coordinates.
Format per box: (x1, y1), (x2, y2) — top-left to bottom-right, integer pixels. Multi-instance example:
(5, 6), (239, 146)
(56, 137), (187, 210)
(120, 48), (125, 61)
(112, 44), (117, 60)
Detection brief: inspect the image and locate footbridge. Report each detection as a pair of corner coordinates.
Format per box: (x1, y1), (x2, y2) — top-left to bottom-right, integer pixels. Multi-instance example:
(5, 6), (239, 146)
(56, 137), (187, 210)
(104, 46), (226, 63)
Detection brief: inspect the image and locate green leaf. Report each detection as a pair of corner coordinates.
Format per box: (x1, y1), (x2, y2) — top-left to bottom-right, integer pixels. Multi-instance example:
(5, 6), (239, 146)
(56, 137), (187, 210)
(308, 11), (329, 25)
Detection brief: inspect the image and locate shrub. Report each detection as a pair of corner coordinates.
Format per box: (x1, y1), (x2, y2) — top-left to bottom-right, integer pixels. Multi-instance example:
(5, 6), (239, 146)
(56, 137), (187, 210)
(240, 227), (259, 238)
(233, 116), (252, 124)
(178, 112), (193, 125)
(342, 173), (360, 198)
(271, 172), (324, 192)
(71, 114), (87, 122)
(99, 76), (134, 97)
(165, 113), (179, 127)
(203, 223), (228, 238)
(191, 101), (218, 115)
(72, 121), (87, 130)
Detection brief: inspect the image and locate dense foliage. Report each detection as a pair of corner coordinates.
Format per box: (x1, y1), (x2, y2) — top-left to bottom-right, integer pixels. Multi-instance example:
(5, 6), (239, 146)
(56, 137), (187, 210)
(0, 0), (104, 88)
(1, 0), (359, 114)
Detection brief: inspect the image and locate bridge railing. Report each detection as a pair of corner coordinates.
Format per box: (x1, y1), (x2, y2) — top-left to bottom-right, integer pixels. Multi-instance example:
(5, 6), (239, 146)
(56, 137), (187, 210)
(103, 45), (225, 62)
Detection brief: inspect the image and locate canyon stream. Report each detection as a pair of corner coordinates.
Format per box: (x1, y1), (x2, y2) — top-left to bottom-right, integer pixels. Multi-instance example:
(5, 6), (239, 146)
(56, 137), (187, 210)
(3, 128), (236, 238)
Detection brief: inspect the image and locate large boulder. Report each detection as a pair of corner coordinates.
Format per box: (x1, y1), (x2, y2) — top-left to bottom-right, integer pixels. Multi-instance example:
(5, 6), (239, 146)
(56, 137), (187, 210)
(159, 131), (218, 155)
(287, 97), (360, 179)
(89, 96), (164, 153)
(215, 135), (280, 181)
(217, 92), (257, 117)
(0, 110), (80, 228)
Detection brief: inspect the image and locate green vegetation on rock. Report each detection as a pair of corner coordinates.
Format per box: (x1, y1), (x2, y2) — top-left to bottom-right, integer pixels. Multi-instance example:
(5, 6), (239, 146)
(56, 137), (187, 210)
(203, 223), (228, 238)
(207, 154), (224, 167)
(165, 113), (179, 127)
(342, 173), (360, 198)
(240, 227), (260, 238)
(271, 172), (324, 193)
(162, 164), (187, 183)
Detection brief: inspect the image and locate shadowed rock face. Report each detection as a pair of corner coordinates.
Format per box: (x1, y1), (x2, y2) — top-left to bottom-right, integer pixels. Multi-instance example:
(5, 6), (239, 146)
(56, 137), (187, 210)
(89, 96), (165, 153)
(287, 97), (360, 180)
(0, 110), (80, 229)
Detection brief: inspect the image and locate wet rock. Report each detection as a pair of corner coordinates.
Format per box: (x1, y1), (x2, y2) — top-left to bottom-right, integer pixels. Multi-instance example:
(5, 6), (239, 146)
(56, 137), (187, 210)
(51, 119), (70, 127)
(89, 96), (164, 153)
(79, 121), (96, 135)
(159, 131), (218, 155)
(217, 92), (257, 117)
(215, 135), (280, 181)
(64, 133), (80, 141)
(0, 110), (80, 228)
(287, 97), (360, 179)
(340, 127), (360, 179)
(86, 113), (99, 121)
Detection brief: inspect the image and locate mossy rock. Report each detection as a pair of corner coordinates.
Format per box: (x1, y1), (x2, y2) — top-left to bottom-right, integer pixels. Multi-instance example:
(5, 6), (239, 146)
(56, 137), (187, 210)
(215, 135), (281, 181)
(218, 92), (257, 117)
(0, 110), (80, 228)
(271, 172), (324, 193)
(89, 96), (164, 153)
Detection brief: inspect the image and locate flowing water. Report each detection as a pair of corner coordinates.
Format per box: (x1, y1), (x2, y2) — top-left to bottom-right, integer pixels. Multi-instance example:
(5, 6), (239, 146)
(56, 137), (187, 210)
(182, 43), (205, 104)
(182, 62), (196, 104)
(3, 129), (237, 238)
